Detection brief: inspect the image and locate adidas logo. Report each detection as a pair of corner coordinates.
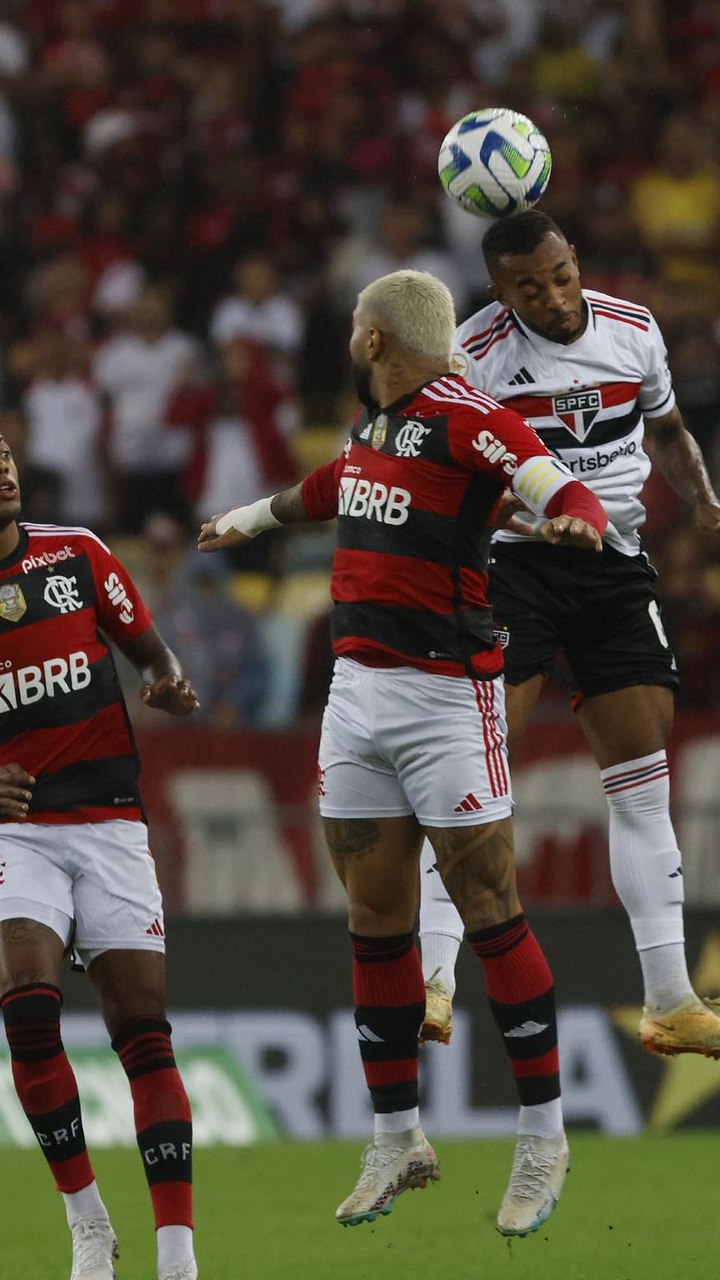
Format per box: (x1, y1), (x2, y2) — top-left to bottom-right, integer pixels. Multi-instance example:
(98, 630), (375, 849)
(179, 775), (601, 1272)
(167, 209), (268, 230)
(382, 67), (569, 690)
(669, 866), (683, 879)
(507, 366), (535, 386)
(145, 918), (165, 938)
(357, 1025), (385, 1043)
(454, 792), (483, 814)
(503, 1020), (549, 1038)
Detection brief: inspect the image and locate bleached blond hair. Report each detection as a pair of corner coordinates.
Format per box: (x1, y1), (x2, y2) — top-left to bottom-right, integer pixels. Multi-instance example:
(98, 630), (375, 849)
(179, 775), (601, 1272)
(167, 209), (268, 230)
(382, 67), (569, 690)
(356, 270), (456, 361)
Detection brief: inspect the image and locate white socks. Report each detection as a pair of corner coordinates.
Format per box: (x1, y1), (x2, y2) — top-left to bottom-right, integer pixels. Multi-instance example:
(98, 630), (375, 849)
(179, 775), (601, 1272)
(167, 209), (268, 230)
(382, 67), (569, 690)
(517, 1097), (564, 1139)
(418, 838), (463, 993)
(374, 1106), (420, 1137)
(63, 1180), (109, 1227)
(157, 1225), (196, 1276)
(602, 751), (694, 1012)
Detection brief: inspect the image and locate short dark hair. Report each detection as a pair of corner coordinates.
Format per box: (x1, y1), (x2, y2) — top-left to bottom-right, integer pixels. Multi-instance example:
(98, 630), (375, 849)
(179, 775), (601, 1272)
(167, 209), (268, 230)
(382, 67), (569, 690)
(481, 210), (566, 277)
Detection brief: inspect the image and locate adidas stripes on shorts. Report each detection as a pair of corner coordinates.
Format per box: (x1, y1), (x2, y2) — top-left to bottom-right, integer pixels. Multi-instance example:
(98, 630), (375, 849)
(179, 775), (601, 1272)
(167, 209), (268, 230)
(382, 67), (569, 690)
(318, 657), (512, 827)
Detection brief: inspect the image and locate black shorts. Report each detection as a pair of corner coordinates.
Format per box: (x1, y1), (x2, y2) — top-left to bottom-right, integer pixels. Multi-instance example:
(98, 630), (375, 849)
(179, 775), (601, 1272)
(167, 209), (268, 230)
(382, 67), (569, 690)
(488, 541), (679, 702)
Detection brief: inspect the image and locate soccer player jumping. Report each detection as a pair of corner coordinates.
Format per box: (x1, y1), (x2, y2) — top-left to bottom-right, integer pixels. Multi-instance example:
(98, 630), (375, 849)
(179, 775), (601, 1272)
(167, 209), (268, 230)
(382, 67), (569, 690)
(418, 210), (720, 1060)
(0, 435), (200, 1280)
(199, 269), (609, 1237)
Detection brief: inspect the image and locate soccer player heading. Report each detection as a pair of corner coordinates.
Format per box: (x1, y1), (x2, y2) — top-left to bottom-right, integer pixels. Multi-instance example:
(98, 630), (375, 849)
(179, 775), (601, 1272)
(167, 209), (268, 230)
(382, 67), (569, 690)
(419, 209), (720, 1061)
(199, 268), (609, 1237)
(0, 436), (200, 1280)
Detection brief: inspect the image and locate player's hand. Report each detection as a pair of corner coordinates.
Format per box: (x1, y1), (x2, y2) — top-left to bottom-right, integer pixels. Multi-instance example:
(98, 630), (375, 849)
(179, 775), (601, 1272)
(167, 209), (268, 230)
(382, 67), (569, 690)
(540, 515), (603, 552)
(0, 763), (35, 819)
(140, 676), (200, 716)
(198, 513), (251, 552)
(488, 491), (539, 537)
(696, 500), (720, 534)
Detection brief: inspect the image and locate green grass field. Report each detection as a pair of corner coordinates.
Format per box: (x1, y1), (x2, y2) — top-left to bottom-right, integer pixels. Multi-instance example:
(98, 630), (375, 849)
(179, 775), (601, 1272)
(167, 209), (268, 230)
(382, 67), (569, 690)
(0, 1134), (713, 1280)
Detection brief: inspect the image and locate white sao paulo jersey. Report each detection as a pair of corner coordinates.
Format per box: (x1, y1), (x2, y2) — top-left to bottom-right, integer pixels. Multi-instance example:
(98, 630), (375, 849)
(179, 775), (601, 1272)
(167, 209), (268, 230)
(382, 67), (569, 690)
(452, 289), (676, 556)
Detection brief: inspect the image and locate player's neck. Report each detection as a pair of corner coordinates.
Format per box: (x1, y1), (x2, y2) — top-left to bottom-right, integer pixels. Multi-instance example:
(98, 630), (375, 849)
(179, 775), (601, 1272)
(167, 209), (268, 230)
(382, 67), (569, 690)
(375, 363), (448, 409)
(0, 520), (19, 561)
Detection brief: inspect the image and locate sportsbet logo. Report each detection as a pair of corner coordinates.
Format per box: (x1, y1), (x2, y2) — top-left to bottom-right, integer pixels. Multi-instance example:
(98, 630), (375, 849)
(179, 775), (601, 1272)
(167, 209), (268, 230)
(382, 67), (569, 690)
(0, 651), (90, 711)
(338, 477), (411, 524)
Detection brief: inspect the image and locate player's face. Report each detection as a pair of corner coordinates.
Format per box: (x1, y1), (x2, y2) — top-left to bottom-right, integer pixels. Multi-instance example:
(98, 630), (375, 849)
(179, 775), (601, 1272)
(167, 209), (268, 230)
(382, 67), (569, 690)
(349, 306), (376, 406)
(490, 233), (585, 344)
(0, 437), (21, 529)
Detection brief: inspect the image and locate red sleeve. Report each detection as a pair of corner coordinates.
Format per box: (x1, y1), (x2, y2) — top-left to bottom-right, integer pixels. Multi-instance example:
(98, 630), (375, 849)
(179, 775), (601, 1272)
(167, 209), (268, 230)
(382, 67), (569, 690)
(448, 402), (553, 478)
(301, 456), (344, 520)
(546, 480), (608, 536)
(87, 540), (152, 642)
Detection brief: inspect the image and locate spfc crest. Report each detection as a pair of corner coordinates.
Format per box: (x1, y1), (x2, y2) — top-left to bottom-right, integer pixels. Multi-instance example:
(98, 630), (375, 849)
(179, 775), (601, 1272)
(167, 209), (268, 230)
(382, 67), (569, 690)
(0, 583), (26, 622)
(370, 413), (388, 450)
(553, 389), (602, 441)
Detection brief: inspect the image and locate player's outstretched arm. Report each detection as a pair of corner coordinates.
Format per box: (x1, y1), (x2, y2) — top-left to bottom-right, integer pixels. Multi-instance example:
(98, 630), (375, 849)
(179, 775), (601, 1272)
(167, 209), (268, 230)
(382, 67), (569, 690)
(198, 456), (343, 551)
(646, 406), (720, 533)
(119, 622), (200, 716)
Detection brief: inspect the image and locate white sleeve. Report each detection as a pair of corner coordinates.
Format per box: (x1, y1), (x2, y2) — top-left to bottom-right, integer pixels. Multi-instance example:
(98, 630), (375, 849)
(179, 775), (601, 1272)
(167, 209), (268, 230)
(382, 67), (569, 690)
(638, 313), (676, 418)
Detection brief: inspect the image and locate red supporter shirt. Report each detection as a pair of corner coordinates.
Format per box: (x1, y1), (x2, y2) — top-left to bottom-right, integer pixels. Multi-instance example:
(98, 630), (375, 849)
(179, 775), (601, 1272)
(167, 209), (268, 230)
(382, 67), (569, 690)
(0, 524), (152, 824)
(302, 376), (606, 678)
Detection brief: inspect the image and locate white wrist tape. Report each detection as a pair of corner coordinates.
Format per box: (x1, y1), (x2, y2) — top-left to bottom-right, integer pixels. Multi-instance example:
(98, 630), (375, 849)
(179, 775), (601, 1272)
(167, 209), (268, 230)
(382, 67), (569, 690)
(215, 496), (282, 538)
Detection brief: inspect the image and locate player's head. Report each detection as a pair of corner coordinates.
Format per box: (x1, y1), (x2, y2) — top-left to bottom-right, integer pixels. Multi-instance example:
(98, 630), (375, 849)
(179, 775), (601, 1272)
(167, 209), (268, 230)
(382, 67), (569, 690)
(481, 210), (584, 344)
(350, 269), (456, 405)
(0, 434), (21, 531)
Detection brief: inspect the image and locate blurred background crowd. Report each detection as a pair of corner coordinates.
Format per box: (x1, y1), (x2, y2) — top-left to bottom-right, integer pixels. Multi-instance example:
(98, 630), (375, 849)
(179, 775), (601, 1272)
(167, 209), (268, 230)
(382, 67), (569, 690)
(2, 0), (720, 729)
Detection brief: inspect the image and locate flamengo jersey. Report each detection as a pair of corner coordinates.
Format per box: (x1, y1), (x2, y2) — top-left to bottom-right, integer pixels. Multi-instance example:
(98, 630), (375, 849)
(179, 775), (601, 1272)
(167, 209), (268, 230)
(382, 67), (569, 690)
(305, 376), (574, 678)
(0, 523), (152, 824)
(453, 289), (676, 555)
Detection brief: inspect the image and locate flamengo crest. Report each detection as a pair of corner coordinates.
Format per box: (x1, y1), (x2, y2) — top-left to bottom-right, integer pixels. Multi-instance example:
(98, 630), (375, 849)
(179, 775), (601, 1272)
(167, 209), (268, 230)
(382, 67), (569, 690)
(43, 575), (83, 613)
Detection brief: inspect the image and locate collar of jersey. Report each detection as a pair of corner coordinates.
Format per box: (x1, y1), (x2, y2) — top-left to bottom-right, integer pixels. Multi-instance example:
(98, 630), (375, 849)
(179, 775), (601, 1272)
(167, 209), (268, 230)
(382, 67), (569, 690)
(0, 525), (28, 570)
(373, 379), (441, 417)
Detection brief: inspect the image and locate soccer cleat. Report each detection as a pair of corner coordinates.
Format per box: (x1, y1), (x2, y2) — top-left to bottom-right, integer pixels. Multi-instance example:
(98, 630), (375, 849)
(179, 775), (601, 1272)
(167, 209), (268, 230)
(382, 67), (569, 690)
(640, 994), (720, 1058)
(70, 1219), (118, 1279)
(496, 1131), (569, 1238)
(420, 970), (453, 1044)
(158, 1266), (198, 1280)
(335, 1127), (440, 1226)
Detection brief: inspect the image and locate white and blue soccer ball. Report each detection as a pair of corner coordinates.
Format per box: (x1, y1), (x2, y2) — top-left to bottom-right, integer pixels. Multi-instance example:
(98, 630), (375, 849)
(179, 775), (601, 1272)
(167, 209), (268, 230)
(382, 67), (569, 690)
(438, 108), (552, 219)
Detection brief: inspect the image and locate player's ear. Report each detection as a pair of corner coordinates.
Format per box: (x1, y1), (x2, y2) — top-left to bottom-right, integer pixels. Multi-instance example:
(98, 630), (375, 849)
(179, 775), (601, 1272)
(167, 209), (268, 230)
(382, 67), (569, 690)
(488, 281), (504, 305)
(367, 326), (385, 361)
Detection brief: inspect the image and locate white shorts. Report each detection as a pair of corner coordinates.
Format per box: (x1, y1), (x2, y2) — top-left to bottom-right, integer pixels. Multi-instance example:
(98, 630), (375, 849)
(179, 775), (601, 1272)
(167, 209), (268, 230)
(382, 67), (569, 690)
(318, 658), (512, 827)
(0, 819), (165, 968)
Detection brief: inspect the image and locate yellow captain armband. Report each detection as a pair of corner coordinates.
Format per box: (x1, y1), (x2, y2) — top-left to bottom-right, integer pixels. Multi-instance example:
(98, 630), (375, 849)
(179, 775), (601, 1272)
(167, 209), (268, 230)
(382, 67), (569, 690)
(512, 456), (573, 515)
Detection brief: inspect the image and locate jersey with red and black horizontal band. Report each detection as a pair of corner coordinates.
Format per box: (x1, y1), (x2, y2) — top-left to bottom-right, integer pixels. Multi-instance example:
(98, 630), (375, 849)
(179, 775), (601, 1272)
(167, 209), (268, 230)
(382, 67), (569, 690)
(453, 288), (676, 556)
(302, 376), (579, 679)
(0, 523), (152, 824)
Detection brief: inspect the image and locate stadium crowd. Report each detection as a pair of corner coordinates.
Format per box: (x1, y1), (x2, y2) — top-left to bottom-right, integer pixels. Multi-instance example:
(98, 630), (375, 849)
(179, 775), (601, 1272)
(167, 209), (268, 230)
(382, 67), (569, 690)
(2, 0), (720, 722)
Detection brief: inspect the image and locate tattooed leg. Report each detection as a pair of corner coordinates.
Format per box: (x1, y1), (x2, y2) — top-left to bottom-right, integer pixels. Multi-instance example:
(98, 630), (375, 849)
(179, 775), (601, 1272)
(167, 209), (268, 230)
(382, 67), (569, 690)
(427, 816), (521, 932)
(323, 814), (422, 935)
(0, 917), (65, 994)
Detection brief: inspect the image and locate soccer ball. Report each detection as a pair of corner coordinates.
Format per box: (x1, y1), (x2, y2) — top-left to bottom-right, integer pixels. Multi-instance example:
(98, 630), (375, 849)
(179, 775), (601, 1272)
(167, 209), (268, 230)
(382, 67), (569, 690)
(438, 108), (552, 219)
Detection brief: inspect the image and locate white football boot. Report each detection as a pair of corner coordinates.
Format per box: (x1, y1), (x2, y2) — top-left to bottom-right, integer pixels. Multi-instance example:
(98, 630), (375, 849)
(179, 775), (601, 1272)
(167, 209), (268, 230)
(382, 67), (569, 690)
(496, 1131), (569, 1237)
(335, 1127), (440, 1226)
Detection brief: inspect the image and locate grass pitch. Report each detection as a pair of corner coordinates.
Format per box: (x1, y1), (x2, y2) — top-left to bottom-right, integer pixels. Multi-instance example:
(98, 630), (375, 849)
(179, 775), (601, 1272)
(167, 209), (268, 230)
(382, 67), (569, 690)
(0, 1133), (713, 1280)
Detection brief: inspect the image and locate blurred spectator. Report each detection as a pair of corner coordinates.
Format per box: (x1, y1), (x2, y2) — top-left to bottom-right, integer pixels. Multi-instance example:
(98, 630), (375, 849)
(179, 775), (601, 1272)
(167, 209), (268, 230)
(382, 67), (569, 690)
(208, 250), (304, 357)
(329, 200), (467, 314)
(152, 542), (272, 729)
(631, 112), (720, 295)
(166, 335), (300, 520)
(21, 328), (106, 528)
(94, 283), (202, 532)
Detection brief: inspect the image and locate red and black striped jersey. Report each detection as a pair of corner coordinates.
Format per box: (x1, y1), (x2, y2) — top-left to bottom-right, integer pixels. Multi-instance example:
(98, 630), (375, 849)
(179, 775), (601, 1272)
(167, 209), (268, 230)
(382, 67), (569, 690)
(302, 376), (597, 678)
(0, 523), (152, 824)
